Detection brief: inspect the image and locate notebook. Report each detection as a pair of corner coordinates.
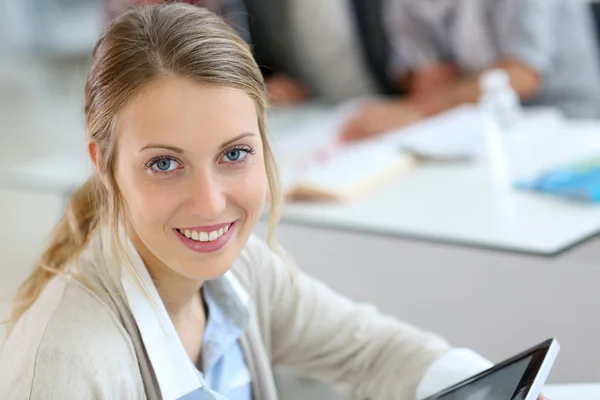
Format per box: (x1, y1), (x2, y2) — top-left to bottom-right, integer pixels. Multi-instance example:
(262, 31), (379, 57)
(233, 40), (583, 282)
(280, 140), (415, 202)
(385, 105), (487, 162)
(383, 105), (564, 162)
(269, 101), (416, 202)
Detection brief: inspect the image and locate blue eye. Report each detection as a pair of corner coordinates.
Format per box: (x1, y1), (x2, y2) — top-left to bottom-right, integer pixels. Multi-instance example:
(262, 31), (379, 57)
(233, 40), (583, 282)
(225, 149), (243, 161)
(147, 157), (181, 174)
(221, 146), (255, 163)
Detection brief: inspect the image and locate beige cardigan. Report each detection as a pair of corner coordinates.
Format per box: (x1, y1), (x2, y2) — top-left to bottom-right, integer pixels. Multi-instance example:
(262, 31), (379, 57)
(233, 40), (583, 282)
(0, 233), (475, 400)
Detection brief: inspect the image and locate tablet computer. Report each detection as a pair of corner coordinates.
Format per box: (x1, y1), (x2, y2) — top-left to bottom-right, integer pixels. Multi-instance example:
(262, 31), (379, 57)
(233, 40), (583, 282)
(424, 339), (560, 400)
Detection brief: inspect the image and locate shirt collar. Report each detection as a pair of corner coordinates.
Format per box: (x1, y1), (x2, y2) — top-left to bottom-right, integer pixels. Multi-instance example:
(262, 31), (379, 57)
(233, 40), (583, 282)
(204, 271), (250, 331)
(119, 231), (250, 400)
(201, 283), (247, 373)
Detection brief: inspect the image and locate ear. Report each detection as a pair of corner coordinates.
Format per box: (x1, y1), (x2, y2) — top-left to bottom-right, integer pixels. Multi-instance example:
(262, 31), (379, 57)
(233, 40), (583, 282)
(88, 140), (102, 173)
(88, 140), (110, 188)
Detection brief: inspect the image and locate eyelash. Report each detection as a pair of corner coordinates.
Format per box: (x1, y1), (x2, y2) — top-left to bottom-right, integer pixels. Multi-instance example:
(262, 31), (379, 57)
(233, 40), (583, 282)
(145, 155), (181, 176)
(220, 145), (256, 164)
(144, 145), (256, 176)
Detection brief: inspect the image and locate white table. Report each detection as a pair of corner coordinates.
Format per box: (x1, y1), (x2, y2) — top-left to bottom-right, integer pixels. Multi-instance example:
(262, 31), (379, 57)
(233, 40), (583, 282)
(277, 375), (600, 400)
(280, 160), (600, 256)
(544, 384), (600, 399)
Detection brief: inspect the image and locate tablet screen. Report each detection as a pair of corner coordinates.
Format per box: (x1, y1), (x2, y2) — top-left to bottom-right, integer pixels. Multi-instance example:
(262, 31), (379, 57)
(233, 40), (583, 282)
(434, 355), (533, 400)
(426, 339), (560, 400)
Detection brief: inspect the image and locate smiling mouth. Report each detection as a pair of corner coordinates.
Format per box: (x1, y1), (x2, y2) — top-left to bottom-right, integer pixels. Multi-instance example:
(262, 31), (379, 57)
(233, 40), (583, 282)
(175, 222), (234, 243)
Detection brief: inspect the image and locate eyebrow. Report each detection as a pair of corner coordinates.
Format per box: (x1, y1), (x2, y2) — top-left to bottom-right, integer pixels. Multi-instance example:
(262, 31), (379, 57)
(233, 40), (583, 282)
(139, 132), (257, 153)
(139, 144), (184, 153)
(219, 132), (257, 150)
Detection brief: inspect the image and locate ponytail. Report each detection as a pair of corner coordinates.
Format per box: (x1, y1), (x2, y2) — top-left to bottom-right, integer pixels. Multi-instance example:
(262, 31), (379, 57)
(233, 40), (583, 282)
(6, 177), (105, 334)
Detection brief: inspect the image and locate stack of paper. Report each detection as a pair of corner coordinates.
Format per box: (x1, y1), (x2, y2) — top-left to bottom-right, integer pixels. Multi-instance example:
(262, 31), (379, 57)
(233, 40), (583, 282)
(282, 141), (415, 202)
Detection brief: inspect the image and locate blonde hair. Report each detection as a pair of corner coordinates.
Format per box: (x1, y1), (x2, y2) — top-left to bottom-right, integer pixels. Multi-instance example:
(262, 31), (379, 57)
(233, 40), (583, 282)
(7, 4), (281, 333)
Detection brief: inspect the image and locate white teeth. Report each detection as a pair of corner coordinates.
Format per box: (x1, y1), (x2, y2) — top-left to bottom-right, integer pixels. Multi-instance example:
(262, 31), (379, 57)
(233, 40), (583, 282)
(179, 225), (231, 242)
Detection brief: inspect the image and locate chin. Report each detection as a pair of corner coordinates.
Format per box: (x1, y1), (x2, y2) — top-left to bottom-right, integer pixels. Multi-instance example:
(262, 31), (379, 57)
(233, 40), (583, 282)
(182, 262), (232, 281)
(177, 247), (241, 281)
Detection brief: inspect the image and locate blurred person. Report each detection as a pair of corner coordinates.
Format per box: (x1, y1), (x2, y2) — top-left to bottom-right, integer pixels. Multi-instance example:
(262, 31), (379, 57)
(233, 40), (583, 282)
(283, 0), (427, 140)
(106, 0), (309, 106)
(0, 4), (537, 399)
(105, 0), (600, 142)
(341, 0), (600, 141)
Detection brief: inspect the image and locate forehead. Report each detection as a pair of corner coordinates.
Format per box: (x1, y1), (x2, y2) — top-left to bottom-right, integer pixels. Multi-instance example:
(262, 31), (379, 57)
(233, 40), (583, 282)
(117, 76), (260, 149)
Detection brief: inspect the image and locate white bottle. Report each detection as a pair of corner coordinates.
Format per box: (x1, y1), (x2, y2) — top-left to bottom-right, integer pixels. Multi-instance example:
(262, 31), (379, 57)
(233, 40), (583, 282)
(479, 69), (526, 187)
(479, 69), (521, 131)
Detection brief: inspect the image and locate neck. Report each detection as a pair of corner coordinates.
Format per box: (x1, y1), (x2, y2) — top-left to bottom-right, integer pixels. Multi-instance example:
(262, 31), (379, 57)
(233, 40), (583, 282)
(149, 263), (205, 320)
(127, 226), (205, 321)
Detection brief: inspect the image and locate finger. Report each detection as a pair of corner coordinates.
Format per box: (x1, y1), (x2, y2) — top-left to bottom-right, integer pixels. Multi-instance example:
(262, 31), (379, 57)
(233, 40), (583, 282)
(268, 82), (306, 106)
(338, 120), (367, 143)
(340, 126), (373, 142)
(285, 84), (308, 103)
(267, 85), (294, 106)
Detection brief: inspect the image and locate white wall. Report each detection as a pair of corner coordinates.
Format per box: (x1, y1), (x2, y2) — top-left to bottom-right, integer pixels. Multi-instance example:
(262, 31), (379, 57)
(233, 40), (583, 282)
(1, 0), (102, 56)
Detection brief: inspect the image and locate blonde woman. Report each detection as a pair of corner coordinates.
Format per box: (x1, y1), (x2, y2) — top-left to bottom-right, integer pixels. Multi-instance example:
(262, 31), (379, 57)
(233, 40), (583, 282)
(0, 4), (505, 400)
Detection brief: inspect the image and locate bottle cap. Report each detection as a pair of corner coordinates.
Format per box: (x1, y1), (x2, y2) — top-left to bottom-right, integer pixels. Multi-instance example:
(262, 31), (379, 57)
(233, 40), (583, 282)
(480, 69), (511, 92)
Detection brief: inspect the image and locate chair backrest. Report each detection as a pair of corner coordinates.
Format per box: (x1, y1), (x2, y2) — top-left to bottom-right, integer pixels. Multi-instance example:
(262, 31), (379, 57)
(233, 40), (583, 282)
(349, 0), (400, 96)
(590, 1), (600, 46)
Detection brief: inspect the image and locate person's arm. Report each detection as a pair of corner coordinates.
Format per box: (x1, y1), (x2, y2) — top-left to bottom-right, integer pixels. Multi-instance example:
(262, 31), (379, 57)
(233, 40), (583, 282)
(240, 236), (491, 399)
(383, 0), (442, 84)
(0, 281), (146, 400)
(405, 63), (460, 97)
(411, 59), (541, 117)
(412, 0), (561, 117)
(265, 74), (309, 107)
(338, 99), (423, 142)
(336, 1), (461, 142)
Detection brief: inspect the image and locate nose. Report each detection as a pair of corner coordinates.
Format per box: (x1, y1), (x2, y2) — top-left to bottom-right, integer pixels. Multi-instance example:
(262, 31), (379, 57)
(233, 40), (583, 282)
(186, 168), (226, 220)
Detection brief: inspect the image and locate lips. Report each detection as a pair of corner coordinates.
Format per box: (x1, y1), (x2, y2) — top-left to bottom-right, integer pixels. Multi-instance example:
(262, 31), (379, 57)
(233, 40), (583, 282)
(175, 222), (233, 243)
(173, 221), (237, 254)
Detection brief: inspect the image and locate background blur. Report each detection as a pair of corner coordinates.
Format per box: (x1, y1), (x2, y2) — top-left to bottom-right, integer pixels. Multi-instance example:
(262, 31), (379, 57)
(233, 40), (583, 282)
(0, 0), (103, 337)
(1, 0), (599, 395)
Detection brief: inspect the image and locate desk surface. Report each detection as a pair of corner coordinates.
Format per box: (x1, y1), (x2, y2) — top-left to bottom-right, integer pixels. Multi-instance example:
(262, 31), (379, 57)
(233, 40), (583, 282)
(280, 160), (600, 256)
(7, 105), (600, 256)
(544, 383), (600, 399)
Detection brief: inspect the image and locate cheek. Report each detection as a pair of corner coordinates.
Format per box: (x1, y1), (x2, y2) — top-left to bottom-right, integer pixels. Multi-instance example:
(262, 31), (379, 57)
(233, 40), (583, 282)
(227, 163), (267, 215)
(117, 168), (181, 230)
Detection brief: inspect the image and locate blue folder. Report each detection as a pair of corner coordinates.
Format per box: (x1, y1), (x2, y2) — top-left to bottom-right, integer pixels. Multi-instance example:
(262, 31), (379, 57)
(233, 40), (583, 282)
(516, 157), (600, 203)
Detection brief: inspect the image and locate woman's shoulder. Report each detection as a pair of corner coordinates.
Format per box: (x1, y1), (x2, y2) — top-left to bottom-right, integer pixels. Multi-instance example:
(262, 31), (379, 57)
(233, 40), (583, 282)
(230, 234), (301, 312)
(232, 234), (290, 288)
(0, 274), (144, 399)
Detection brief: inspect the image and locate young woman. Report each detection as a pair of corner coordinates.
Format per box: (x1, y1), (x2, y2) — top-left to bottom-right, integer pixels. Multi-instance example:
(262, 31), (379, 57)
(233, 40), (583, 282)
(1, 4), (534, 399)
